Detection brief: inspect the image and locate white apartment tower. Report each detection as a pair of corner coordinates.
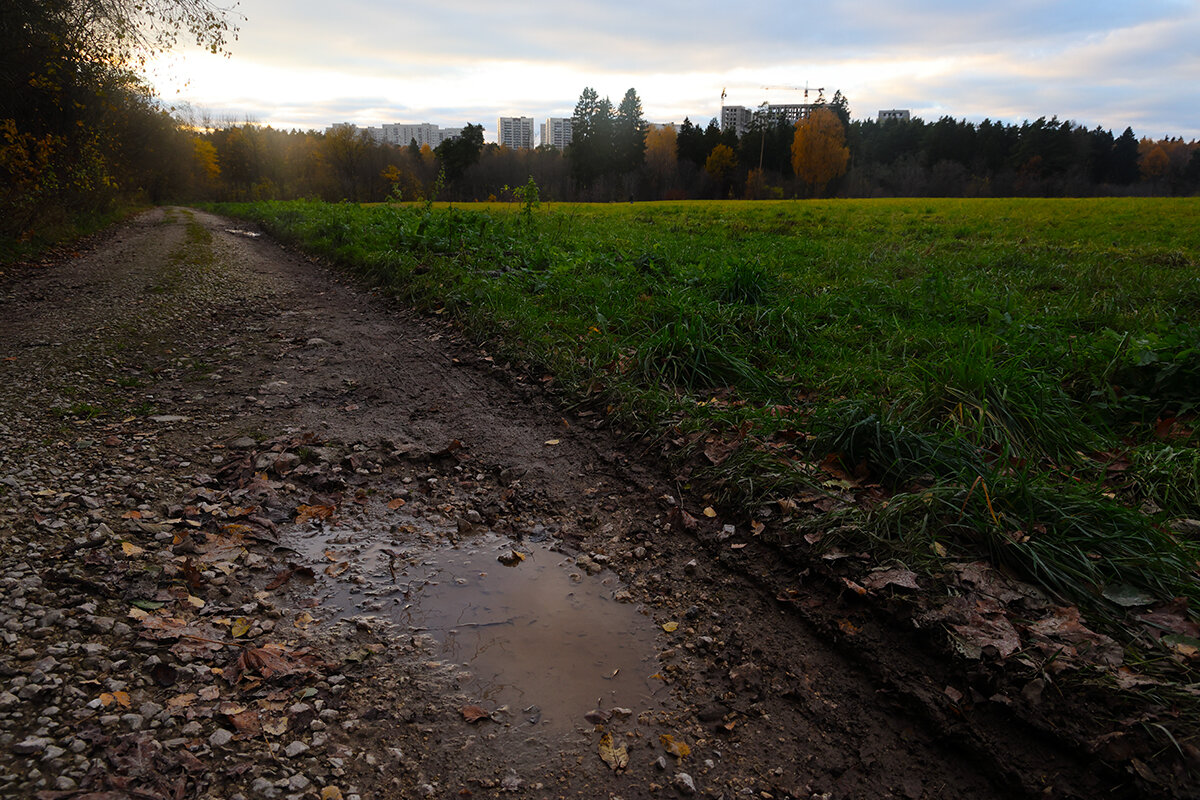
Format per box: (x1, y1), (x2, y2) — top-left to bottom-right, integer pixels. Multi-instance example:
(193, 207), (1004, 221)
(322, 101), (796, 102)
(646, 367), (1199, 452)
(540, 117), (573, 149)
(497, 116), (535, 149)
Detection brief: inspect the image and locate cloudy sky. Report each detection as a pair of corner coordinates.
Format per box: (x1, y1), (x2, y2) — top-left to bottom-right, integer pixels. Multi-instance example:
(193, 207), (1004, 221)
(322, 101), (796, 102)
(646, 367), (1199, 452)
(152, 0), (1200, 142)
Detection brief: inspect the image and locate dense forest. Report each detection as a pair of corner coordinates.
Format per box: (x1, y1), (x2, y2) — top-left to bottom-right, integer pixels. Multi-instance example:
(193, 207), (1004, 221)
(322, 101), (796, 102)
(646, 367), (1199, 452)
(4, 1), (1199, 255)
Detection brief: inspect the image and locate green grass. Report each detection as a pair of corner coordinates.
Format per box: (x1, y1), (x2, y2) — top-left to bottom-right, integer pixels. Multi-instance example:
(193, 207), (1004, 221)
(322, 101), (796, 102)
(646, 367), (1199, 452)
(210, 197), (1200, 643)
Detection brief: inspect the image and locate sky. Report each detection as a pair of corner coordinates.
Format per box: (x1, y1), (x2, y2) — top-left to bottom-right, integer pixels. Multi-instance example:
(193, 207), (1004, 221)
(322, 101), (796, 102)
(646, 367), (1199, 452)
(151, 0), (1200, 142)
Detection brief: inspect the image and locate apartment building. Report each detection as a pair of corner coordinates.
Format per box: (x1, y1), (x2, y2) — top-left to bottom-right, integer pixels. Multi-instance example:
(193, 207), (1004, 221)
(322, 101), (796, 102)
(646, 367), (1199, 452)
(497, 116), (535, 149)
(325, 122), (462, 148)
(540, 117), (573, 149)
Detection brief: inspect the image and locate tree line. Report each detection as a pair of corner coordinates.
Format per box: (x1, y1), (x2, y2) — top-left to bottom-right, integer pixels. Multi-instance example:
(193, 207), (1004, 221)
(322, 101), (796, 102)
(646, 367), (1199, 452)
(5, 0), (1200, 258)
(174, 92), (1196, 204)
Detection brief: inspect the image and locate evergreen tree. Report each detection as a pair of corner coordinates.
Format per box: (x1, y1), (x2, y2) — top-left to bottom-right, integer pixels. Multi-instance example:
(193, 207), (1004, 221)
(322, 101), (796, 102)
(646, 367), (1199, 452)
(615, 88), (647, 173)
(1110, 127), (1140, 184)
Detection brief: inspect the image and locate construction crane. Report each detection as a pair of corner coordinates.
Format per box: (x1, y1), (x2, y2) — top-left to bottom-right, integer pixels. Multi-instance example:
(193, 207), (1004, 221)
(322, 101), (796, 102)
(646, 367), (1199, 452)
(763, 84), (826, 103)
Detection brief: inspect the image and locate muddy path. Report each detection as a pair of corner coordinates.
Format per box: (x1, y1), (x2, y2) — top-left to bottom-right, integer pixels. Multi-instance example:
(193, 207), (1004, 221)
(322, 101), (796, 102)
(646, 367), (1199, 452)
(0, 208), (1152, 799)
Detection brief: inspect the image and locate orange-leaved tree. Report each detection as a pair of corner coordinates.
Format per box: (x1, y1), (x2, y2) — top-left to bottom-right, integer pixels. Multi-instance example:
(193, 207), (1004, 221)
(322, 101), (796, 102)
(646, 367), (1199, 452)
(791, 108), (849, 197)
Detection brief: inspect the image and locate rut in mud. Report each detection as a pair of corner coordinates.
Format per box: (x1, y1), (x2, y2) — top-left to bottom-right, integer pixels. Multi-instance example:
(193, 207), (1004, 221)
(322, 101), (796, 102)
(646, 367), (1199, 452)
(0, 208), (1162, 799)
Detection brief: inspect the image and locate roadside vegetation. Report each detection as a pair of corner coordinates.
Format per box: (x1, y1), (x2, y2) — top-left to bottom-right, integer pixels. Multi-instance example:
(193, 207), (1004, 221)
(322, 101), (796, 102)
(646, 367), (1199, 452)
(213, 196), (1200, 662)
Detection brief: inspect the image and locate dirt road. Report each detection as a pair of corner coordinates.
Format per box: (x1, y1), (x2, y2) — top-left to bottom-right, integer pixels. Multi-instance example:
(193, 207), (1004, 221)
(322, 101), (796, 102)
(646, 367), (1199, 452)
(0, 209), (1151, 798)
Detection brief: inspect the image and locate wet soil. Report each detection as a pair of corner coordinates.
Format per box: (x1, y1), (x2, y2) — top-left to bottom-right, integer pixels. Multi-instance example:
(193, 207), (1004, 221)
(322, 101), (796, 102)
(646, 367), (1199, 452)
(0, 208), (1180, 799)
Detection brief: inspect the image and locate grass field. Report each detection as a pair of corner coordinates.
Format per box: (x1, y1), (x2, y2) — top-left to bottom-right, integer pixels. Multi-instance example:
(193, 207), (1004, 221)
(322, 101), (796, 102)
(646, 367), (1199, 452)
(213, 197), (1200, 646)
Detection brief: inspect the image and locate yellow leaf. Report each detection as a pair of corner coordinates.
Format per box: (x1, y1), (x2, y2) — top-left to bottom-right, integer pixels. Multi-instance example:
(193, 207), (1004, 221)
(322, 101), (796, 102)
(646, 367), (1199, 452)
(702, 507), (717, 518)
(186, 595), (205, 609)
(121, 541), (145, 557)
(99, 692), (115, 707)
(660, 734), (691, 759)
(662, 621), (679, 633)
(598, 732), (629, 771)
(321, 789), (344, 800)
(931, 541), (948, 558)
(294, 611), (314, 629)
(231, 617), (253, 638)
(112, 690), (130, 708)
(544, 439), (561, 446)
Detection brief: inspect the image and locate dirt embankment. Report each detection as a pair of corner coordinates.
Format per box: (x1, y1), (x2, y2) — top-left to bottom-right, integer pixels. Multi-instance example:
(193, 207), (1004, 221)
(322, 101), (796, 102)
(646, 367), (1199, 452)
(0, 208), (1177, 799)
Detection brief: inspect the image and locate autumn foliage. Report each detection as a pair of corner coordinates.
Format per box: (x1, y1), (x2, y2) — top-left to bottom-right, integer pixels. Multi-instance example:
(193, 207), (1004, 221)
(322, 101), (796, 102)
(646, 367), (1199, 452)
(791, 108), (850, 196)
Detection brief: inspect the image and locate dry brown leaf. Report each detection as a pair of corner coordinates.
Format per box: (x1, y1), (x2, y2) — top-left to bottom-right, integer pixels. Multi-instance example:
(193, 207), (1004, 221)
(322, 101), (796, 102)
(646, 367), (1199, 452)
(598, 732), (629, 771)
(120, 541), (145, 557)
(461, 705), (490, 723)
(295, 504), (335, 524)
(666, 506), (698, 533)
(386, 498), (407, 510)
(861, 567), (921, 592)
(231, 644), (319, 683)
(951, 611), (1022, 659)
(660, 734), (691, 759)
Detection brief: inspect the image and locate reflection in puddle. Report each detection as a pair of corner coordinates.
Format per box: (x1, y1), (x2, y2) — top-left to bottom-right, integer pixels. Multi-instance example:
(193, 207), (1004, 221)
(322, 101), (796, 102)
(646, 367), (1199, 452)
(292, 520), (661, 733)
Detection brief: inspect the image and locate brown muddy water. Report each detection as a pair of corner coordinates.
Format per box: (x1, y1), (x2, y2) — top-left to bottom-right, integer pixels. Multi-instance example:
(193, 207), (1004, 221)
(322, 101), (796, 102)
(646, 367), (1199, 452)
(288, 509), (663, 734)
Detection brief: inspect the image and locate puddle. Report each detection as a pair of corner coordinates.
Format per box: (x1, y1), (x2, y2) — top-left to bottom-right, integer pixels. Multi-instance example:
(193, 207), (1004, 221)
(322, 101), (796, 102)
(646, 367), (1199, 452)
(291, 515), (662, 733)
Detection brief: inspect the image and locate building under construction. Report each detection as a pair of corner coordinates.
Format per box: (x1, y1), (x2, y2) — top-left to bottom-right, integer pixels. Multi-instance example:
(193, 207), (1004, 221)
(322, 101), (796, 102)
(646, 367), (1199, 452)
(720, 102), (825, 137)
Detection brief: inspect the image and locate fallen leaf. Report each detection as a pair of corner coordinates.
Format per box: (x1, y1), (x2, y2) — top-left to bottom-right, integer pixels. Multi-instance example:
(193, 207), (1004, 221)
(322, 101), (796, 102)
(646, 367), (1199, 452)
(861, 567), (921, 592)
(321, 788), (345, 800)
(185, 595), (205, 609)
(837, 619), (860, 636)
(130, 599), (165, 611)
(750, 520), (765, 537)
(662, 621), (679, 633)
(1163, 634), (1200, 659)
(598, 732), (629, 771)
(702, 507), (718, 518)
(840, 578), (867, 596)
(226, 709), (262, 736)
(294, 611), (315, 629)
(1101, 584), (1156, 608)
(262, 716), (289, 736)
(265, 565), (315, 591)
(295, 504), (335, 524)
(387, 498), (407, 510)
(231, 617), (253, 638)
(498, 550), (526, 567)
(324, 561), (350, 577)
(231, 644), (320, 683)
(166, 693), (198, 711)
(660, 734), (691, 759)
(544, 439), (561, 446)
(666, 506), (699, 533)
(950, 611), (1022, 659)
(730, 542), (747, 550)
(121, 541), (145, 557)
(461, 705), (491, 723)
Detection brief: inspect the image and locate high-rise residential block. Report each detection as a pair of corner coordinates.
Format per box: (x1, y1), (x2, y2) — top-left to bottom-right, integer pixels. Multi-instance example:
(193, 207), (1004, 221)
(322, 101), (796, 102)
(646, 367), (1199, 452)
(497, 116), (535, 149)
(540, 117), (573, 149)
